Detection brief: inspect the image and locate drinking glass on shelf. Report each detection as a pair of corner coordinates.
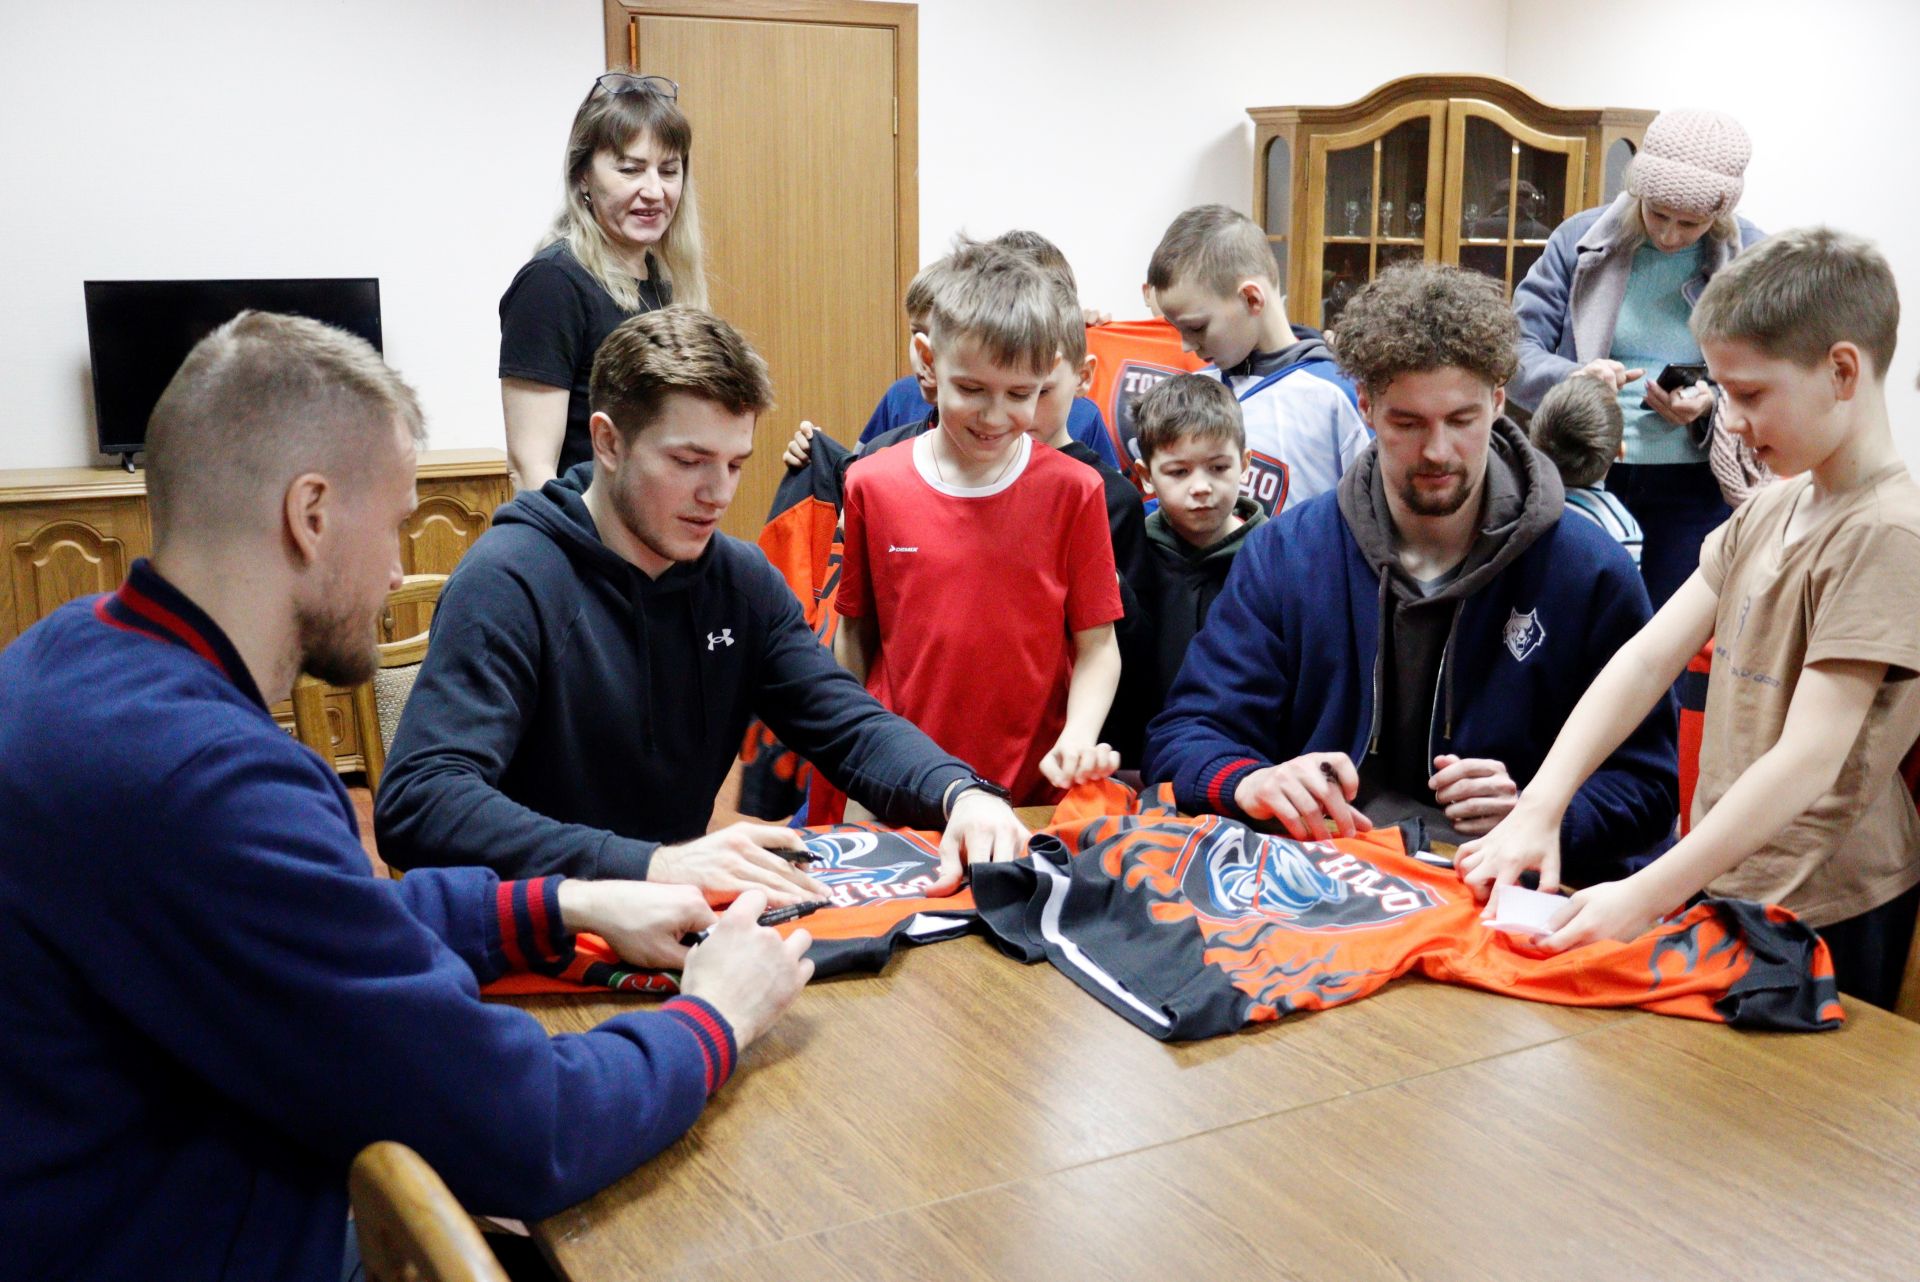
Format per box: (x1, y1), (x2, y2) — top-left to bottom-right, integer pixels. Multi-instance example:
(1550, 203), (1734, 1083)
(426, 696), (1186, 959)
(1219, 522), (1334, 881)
(1380, 201), (1395, 237)
(1463, 202), (1482, 235)
(1343, 200), (1363, 236)
(1407, 201), (1425, 236)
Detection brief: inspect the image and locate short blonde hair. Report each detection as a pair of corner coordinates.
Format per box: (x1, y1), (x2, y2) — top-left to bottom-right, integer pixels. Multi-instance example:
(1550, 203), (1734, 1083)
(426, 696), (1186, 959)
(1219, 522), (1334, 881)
(590, 305), (772, 440)
(926, 240), (1071, 377)
(146, 312), (424, 545)
(543, 75), (708, 310)
(1146, 205), (1278, 297)
(1692, 226), (1900, 377)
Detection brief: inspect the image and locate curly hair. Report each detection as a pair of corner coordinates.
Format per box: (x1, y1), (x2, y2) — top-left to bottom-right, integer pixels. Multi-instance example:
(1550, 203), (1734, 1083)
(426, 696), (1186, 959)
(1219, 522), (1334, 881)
(1331, 263), (1519, 393)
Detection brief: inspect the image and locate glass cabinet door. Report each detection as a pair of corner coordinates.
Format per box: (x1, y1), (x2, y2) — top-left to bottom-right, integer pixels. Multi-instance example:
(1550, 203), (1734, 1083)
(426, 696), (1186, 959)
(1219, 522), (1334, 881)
(1305, 101), (1445, 329)
(1442, 100), (1587, 298)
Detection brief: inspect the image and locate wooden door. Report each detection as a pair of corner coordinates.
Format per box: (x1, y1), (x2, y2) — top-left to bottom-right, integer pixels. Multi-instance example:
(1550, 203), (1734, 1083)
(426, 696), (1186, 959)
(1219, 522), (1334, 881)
(1, 499), (150, 645)
(611, 2), (914, 542)
(1302, 101), (1447, 331)
(1440, 99), (1587, 299)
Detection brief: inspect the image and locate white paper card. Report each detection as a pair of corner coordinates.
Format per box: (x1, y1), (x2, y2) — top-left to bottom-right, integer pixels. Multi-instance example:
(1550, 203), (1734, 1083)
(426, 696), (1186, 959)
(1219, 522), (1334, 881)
(1486, 884), (1567, 937)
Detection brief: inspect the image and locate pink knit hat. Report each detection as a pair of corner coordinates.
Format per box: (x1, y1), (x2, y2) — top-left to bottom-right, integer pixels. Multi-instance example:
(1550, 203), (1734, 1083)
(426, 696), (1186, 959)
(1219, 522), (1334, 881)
(1625, 109), (1752, 218)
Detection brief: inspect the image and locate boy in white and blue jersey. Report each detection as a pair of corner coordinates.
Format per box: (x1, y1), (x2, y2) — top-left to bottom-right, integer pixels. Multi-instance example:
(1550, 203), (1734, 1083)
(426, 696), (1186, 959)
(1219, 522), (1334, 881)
(1531, 373), (1645, 567)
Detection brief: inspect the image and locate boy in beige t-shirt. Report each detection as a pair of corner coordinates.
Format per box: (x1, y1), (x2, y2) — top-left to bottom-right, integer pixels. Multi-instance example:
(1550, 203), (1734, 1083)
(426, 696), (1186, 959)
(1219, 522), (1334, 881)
(1458, 227), (1920, 1006)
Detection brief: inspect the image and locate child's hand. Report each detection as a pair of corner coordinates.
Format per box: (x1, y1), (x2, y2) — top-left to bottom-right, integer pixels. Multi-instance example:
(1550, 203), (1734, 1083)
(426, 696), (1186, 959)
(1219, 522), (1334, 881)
(1455, 802), (1562, 902)
(1040, 736), (1119, 789)
(1081, 306), (1112, 328)
(782, 420), (820, 470)
(1536, 878), (1667, 952)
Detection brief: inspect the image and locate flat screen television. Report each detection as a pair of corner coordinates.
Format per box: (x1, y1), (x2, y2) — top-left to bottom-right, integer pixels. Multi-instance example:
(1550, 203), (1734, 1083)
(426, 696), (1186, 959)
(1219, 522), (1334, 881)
(84, 277), (383, 466)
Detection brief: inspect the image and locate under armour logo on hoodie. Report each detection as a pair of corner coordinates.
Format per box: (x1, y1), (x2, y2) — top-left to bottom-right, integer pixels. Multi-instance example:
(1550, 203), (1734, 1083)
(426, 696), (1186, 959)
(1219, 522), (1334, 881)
(707, 629), (734, 651)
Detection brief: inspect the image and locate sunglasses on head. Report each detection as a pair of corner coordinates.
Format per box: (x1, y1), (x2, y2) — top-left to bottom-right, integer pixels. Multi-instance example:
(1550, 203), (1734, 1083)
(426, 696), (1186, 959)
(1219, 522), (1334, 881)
(593, 73), (678, 101)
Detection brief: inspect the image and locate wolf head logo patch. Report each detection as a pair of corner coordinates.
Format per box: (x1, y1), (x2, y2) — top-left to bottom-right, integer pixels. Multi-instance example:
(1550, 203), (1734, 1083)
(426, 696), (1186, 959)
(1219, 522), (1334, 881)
(1502, 608), (1545, 662)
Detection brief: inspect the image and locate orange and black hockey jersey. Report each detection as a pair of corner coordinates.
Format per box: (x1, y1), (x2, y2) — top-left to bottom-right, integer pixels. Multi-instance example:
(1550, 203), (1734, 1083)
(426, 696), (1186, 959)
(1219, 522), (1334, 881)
(1085, 320), (1207, 489)
(972, 788), (1844, 1040)
(482, 819), (975, 997)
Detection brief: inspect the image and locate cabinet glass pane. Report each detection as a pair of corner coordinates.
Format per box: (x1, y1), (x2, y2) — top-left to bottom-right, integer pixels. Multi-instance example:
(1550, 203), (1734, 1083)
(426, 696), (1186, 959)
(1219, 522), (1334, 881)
(1604, 138), (1635, 202)
(1320, 242), (1369, 328)
(1460, 244), (1507, 287)
(1377, 118), (1430, 240)
(1461, 115), (1564, 242)
(1511, 143), (1566, 240)
(1512, 244), (1545, 291)
(1324, 144), (1372, 238)
(1264, 137), (1292, 235)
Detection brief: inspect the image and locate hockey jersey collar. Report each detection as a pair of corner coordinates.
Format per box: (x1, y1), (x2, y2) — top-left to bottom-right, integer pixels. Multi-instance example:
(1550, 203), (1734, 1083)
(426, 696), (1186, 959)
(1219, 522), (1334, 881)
(92, 558), (266, 708)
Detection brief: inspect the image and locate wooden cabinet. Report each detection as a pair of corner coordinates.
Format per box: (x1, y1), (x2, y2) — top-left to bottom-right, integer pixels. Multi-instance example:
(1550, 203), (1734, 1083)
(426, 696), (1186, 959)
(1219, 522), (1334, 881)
(1251, 75), (1653, 330)
(0, 448), (511, 774)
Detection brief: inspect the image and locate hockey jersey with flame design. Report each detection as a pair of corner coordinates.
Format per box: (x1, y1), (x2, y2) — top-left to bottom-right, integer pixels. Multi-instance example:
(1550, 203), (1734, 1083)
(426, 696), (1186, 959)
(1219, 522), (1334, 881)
(972, 789), (1844, 1041)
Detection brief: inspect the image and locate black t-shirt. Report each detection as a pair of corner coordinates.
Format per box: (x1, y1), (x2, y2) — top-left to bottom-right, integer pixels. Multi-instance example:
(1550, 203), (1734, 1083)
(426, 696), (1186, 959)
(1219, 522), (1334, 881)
(498, 240), (670, 474)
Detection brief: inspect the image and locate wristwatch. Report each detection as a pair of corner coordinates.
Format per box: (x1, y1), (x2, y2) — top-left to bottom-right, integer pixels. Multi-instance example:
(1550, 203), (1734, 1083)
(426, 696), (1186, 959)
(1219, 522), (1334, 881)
(945, 773), (1011, 818)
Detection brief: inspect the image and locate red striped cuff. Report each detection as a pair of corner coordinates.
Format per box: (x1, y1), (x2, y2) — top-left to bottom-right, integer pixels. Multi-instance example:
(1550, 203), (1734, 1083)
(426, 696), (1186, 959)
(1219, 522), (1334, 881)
(662, 997), (738, 1097)
(1202, 757), (1262, 814)
(495, 877), (570, 972)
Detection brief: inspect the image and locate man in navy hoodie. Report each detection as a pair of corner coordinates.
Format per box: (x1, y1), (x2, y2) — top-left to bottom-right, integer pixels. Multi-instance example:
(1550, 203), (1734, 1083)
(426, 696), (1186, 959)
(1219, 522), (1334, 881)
(1144, 264), (1677, 884)
(376, 306), (1026, 895)
(0, 312), (815, 1281)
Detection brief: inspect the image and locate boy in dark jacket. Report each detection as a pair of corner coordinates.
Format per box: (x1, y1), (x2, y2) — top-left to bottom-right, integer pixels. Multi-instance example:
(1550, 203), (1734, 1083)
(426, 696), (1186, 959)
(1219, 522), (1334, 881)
(1134, 373), (1266, 706)
(1144, 264), (1677, 882)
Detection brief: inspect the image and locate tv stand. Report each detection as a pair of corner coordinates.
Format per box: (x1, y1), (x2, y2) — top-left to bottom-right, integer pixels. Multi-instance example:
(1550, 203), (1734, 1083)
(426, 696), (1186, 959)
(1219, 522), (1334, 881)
(118, 452), (137, 474)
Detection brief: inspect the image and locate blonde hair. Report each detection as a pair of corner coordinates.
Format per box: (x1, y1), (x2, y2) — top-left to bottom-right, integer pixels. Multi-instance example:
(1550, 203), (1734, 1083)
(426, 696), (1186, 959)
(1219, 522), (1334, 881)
(1619, 197), (1740, 253)
(542, 79), (708, 311)
(926, 240), (1071, 377)
(146, 312), (424, 544)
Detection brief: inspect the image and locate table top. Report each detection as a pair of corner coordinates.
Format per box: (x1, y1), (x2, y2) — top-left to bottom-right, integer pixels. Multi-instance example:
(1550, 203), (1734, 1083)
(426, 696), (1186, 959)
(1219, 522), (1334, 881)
(512, 932), (1920, 1281)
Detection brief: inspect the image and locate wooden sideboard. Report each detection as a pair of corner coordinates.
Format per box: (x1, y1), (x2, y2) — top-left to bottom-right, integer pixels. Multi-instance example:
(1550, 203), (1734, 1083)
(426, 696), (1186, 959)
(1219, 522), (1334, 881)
(0, 448), (513, 773)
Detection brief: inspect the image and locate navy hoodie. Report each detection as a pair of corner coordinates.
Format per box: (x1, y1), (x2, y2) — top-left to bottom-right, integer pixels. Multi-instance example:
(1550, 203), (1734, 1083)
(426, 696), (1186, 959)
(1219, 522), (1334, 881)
(1143, 423), (1678, 881)
(0, 561), (735, 1281)
(376, 465), (974, 878)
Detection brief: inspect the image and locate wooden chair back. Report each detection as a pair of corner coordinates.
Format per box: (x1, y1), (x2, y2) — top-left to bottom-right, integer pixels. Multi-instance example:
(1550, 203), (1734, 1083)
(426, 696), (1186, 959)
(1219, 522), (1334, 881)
(349, 1141), (509, 1282)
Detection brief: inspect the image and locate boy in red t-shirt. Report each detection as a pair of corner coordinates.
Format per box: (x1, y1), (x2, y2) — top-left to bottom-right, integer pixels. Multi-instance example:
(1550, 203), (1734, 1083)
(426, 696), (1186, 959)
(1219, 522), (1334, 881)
(834, 241), (1124, 808)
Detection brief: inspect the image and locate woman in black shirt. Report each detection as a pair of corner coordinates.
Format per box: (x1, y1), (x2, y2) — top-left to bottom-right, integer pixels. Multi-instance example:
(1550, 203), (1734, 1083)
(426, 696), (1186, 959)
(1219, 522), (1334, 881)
(499, 74), (709, 489)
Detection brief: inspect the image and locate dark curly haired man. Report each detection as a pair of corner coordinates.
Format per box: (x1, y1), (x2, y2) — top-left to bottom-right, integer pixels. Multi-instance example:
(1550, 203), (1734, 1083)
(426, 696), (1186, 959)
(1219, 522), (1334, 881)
(1145, 263), (1678, 883)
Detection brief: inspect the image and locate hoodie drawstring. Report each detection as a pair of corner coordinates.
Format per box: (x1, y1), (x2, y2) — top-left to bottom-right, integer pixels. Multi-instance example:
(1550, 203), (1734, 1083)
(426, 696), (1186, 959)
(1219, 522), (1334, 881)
(1366, 565), (1390, 757)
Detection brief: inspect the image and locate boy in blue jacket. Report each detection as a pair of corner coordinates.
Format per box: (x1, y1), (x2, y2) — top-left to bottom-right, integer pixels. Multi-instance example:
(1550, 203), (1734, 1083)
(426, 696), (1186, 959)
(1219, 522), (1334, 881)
(0, 312), (812, 1281)
(1144, 263), (1676, 881)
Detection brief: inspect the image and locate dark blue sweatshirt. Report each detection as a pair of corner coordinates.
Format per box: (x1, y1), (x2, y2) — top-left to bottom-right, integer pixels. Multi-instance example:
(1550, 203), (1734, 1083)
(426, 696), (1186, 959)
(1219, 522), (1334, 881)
(375, 465), (974, 878)
(1143, 426), (1678, 880)
(0, 561), (736, 1281)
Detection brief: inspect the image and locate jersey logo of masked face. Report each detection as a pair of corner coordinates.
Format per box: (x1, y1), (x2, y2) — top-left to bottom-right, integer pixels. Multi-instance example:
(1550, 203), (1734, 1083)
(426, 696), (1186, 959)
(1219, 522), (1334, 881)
(802, 827), (943, 904)
(1181, 824), (1437, 931)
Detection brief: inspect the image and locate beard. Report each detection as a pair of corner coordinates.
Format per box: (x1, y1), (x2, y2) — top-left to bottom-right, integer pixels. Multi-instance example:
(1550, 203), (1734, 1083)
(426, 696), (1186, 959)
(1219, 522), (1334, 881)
(1397, 465), (1476, 518)
(296, 587), (380, 688)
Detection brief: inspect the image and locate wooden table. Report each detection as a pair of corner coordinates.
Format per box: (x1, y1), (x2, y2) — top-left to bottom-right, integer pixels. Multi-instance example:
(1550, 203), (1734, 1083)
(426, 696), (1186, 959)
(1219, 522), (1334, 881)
(511, 933), (1920, 1281)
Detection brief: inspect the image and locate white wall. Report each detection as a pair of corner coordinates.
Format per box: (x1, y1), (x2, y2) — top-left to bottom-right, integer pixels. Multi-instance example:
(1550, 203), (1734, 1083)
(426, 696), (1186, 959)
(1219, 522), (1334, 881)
(13, 1), (1914, 469)
(0, 0), (608, 469)
(912, 0), (1510, 316)
(1507, 0), (1920, 467)
(0, 0), (1507, 468)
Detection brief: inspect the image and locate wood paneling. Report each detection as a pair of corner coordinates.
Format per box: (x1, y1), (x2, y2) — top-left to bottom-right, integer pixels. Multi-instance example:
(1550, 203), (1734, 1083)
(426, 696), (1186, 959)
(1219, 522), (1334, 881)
(608, 1), (916, 541)
(0, 449), (510, 776)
